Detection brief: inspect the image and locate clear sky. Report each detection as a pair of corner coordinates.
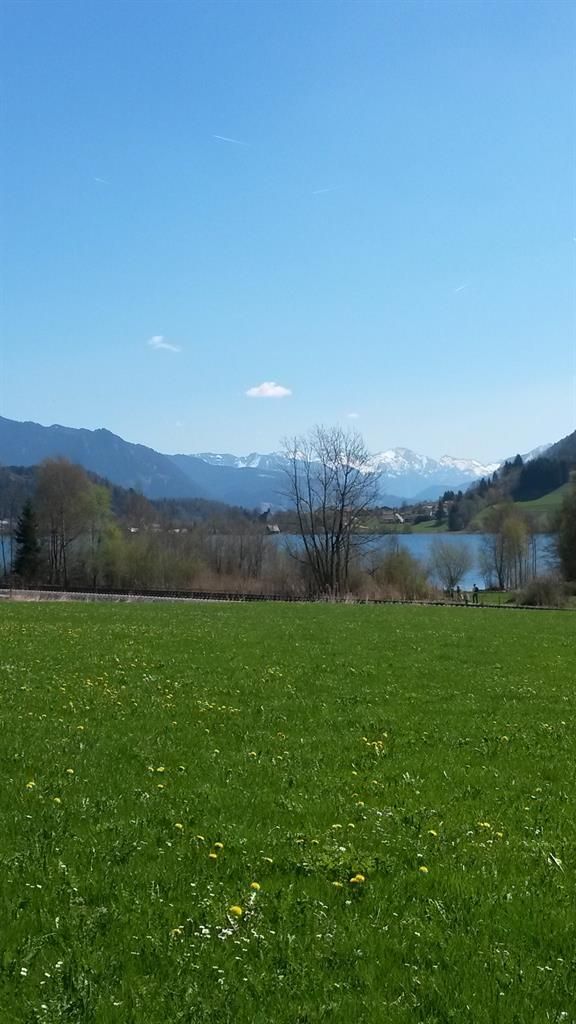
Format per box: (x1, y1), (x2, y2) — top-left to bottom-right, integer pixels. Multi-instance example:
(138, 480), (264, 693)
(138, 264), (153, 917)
(1, 0), (575, 461)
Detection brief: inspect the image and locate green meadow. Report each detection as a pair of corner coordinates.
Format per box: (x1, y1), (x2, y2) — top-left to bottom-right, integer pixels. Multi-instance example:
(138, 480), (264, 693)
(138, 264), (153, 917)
(1, 601), (574, 1024)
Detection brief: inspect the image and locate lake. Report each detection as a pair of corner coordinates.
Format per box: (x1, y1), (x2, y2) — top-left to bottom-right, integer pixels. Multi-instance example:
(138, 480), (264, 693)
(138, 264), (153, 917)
(276, 532), (555, 591)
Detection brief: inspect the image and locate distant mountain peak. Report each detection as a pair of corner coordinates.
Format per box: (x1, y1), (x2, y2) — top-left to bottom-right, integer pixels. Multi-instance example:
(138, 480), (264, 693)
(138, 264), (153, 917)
(0, 415), (556, 508)
(191, 445), (505, 499)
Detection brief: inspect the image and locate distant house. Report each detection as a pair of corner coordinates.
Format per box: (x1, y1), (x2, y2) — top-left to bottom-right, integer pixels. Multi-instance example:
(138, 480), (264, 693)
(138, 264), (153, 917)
(378, 509), (404, 524)
(266, 523), (281, 534)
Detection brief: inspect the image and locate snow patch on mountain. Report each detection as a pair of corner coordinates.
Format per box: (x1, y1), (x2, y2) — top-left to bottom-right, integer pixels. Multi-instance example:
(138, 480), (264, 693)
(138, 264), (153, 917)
(193, 443), (549, 501)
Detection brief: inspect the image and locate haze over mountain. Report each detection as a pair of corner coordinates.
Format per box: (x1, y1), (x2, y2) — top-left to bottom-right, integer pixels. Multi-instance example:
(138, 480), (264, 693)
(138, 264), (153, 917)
(0, 415), (552, 509)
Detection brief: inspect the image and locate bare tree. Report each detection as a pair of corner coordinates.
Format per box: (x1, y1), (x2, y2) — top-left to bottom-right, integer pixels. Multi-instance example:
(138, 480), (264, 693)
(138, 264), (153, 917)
(36, 458), (93, 586)
(481, 505), (532, 590)
(429, 539), (472, 592)
(281, 426), (379, 597)
(556, 471), (576, 581)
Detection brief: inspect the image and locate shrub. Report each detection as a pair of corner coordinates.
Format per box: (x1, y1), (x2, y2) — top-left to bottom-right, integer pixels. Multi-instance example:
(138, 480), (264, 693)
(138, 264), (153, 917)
(517, 576), (567, 608)
(372, 542), (431, 601)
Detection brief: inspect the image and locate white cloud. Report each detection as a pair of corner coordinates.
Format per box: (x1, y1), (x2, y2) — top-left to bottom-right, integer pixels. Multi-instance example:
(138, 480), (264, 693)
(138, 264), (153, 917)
(245, 381), (292, 399)
(147, 335), (181, 353)
(346, 411), (360, 419)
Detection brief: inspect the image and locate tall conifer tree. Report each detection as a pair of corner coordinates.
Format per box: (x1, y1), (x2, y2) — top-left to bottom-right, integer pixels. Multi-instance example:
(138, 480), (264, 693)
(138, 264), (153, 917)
(13, 501), (41, 582)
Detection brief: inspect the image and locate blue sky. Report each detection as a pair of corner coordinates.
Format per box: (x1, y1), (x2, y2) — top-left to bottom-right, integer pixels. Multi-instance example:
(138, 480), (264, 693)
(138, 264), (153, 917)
(1, 0), (574, 461)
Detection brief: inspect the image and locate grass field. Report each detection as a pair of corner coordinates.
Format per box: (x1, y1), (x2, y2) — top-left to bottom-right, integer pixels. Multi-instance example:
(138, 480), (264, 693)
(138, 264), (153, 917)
(1, 601), (574, 1024)
(516, 484), (569, 514)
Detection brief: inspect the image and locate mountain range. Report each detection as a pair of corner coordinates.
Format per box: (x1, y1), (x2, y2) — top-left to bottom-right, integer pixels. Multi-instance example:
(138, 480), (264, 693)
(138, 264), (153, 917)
(0, 415), (550, 509)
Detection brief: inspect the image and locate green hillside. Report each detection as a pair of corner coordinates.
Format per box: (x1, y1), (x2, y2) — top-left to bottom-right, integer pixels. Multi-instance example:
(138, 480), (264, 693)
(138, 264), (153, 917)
(516, 482), (569, 513)
(470, 480), (569, 531)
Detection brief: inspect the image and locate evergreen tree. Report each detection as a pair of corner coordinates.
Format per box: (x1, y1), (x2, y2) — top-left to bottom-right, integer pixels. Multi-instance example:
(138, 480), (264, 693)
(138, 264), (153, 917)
(13, 501), (41, 582)
(448, 500), (464, 532)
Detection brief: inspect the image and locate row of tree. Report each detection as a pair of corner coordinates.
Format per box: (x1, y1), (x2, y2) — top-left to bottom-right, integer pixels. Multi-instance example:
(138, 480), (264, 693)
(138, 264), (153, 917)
(3, 428), (576, 597)
(5, 458), (282, 592)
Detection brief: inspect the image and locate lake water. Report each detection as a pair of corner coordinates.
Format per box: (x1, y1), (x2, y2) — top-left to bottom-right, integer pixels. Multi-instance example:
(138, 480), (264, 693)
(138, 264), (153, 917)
(277, 532), (555, 591)
(379, 533), (554, 590)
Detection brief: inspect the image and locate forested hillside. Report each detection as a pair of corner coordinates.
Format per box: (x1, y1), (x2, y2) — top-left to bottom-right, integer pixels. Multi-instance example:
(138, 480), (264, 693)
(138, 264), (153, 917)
(442, 435), (575, 532)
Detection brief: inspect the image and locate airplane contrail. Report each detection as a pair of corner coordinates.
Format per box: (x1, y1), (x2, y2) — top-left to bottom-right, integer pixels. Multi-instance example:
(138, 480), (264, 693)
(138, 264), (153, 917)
(212, 135), (248, 146)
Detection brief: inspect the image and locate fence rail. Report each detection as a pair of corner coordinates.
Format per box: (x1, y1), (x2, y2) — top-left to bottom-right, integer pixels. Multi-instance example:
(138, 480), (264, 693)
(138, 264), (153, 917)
(0, 583), (570, 611)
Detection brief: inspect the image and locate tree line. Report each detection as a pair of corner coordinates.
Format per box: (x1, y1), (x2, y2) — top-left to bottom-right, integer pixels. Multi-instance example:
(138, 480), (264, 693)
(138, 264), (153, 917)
(2, 427), (576, 600)
(3, 458), (289, 593)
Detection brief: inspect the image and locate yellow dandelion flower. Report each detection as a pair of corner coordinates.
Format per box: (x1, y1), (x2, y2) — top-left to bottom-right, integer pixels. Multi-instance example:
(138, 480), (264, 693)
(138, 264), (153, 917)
(53, 796), (61, 804)
(419, 865), (429, 874)
(250, 882), (261, 891)
(25, 780), (36, 789)
(65, 768), (74, 775)
(350, 874), (365, 884)
(208, 852), (218, 860)
(495, 831), (504, 839)
(170, 926), (184, 938)
(263, 856), (274, 864)
(157, 783), (165, 789)
(428, 829), (438, 837)
(229, 905), (243, 918)
(347, 823), (355, 829)
(156, 766), (165, 773)
(248, 751), (257, 757)
(214, 842), (224, 850)
(174, 823), (184, 830)
(356, 800), (365, 807)
(196, 834), (205, 841)
(332, 881), (343, 888)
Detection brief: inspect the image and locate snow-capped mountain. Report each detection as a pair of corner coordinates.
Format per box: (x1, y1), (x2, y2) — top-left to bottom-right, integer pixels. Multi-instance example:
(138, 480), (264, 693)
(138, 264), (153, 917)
(194, 447), (503, 500)
(195, 452), (286, 472)
(366, 449), (502, 499)
(366, 448), (499, 480)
